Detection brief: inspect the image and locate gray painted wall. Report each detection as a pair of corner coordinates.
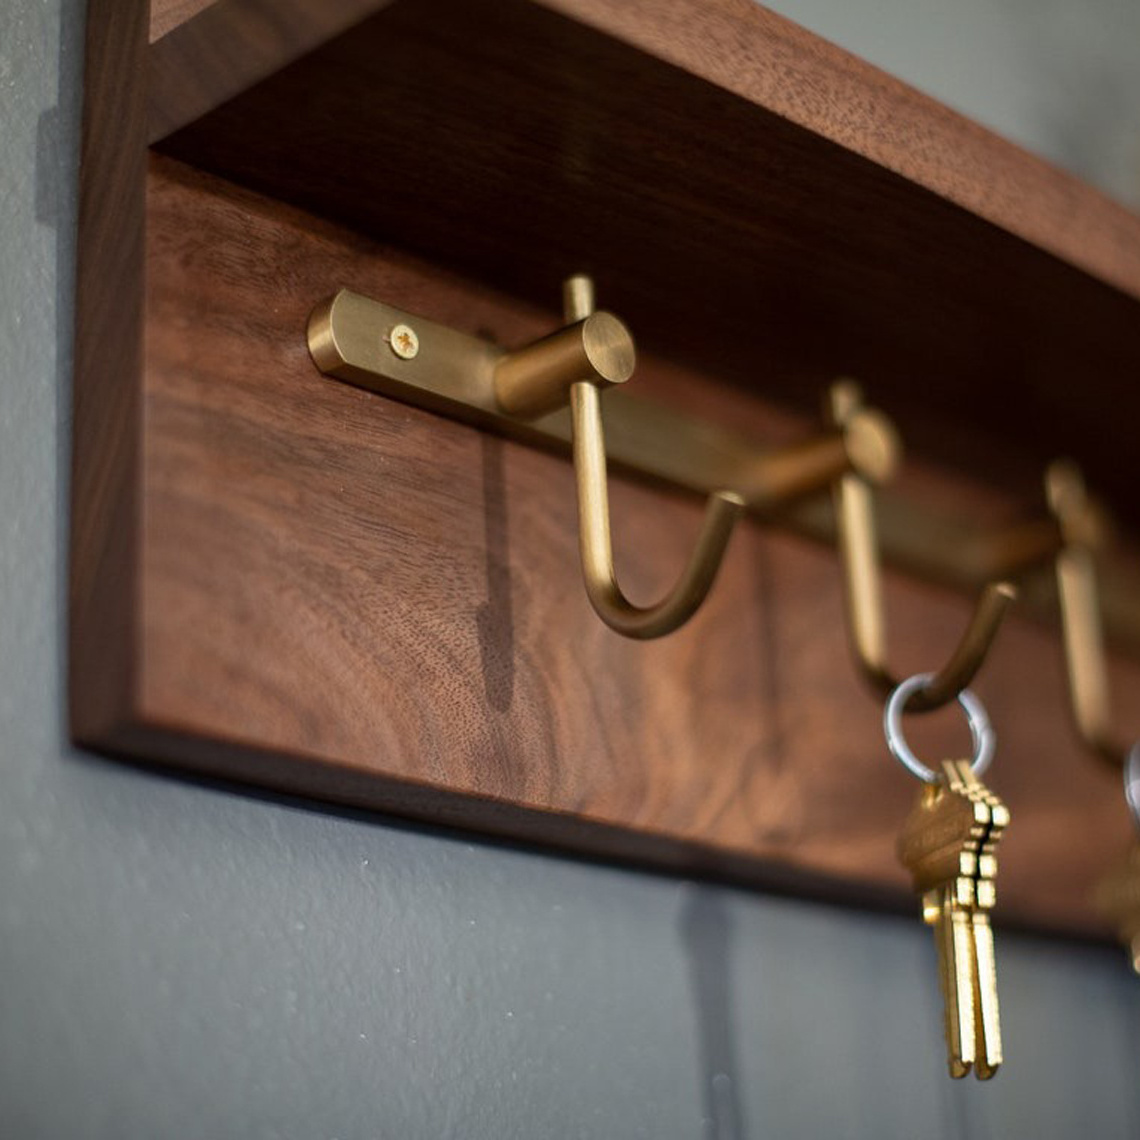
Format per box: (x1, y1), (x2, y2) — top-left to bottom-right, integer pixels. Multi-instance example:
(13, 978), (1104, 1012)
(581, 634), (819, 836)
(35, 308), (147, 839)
(766, 0), (1140, 211)
(2, 1), (1139, 1136)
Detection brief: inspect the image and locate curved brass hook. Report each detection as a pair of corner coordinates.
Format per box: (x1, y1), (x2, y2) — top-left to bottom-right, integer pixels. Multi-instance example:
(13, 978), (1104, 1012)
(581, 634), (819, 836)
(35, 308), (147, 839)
(563, 276), (744, 639)
(1045, 460), (1128, 768)
(493, 280), (906, 640)
(827, 381), (1017, 712)
(493, 274), (743, 638)
(570, 378), (744, 639)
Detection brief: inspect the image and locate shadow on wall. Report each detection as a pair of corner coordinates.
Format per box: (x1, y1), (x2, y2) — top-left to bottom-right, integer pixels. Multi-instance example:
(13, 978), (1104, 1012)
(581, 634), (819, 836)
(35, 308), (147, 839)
(33, 0), (86, 753)
(681, 886), (747, 1140)
(477, 433), (515, 713)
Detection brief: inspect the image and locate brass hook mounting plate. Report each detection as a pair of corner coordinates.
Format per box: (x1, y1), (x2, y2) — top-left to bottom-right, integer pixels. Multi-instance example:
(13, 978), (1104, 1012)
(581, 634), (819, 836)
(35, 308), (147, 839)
(309, 289), (822, 502)
(307, 288), (1140, 657)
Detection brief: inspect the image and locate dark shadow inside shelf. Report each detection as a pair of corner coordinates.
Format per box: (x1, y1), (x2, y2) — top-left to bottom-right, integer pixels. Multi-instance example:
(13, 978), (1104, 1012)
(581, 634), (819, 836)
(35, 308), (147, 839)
(153, 0), (1140, 530)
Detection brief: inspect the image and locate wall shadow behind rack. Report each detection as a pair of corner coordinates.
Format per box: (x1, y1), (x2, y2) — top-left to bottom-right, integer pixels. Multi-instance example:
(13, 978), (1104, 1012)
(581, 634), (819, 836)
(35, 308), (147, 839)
(73, 0), (1140, 939)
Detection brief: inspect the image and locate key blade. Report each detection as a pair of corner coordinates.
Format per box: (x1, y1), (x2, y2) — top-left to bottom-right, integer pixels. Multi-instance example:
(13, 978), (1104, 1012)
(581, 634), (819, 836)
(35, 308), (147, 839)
(975, 879), (996, 911)
(934, 893), (976, 1078)
(951, 761), (1009, 910)
(920, 888), (942, 926)
(950, 760), (1007, 1079)
(971, 912), (1003, 1078)
(953, 760), (1010, 858)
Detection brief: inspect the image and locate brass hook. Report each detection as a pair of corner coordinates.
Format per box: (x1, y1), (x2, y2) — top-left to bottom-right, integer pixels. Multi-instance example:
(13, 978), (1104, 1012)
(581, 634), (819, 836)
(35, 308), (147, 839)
(1045, 460), (1128, 768)
(493, 280), (903, 640)
(496, 275), (744, 639)
(826, 380), (1017, 711)
(733, 399), (900, 511)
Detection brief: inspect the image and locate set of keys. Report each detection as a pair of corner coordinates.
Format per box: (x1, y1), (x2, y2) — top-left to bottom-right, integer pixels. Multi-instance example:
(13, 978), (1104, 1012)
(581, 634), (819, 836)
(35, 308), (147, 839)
(884, 674), (1010, 1080)
(897, 759), (1010, 1079)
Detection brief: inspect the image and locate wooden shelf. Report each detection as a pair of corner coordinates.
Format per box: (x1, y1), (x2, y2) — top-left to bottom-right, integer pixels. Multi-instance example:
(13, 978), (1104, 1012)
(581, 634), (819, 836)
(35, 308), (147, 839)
(73, 0), (1140, 940)
(148, 0), (1140, 529)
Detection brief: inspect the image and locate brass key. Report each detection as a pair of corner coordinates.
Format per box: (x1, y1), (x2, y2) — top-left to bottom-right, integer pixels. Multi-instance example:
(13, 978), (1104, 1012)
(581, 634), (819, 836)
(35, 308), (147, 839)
(935, 888), (979, 1079)
(897, 762), (990, 1078)
(886, 675), (1007, 1079)
(948, 760), (1009, 1079)
(1095, 843), (1140, 974)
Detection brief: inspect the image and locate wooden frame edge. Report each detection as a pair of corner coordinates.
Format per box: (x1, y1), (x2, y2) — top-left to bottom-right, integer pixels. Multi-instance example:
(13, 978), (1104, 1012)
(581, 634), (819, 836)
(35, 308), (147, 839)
(69, 0), (150, 744)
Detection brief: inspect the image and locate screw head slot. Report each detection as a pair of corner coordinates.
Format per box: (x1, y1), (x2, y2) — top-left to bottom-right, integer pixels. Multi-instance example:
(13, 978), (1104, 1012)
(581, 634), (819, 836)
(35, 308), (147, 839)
(388, 323), (420, 360)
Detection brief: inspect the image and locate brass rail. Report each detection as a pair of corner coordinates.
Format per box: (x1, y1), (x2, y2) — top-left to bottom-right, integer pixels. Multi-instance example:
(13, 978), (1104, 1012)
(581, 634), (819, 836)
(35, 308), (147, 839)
(307, 287), (1139, 657)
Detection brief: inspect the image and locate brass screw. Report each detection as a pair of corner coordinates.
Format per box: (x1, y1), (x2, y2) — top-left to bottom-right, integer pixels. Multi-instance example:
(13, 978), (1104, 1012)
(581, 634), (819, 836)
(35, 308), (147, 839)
(388, 323), (419, 360)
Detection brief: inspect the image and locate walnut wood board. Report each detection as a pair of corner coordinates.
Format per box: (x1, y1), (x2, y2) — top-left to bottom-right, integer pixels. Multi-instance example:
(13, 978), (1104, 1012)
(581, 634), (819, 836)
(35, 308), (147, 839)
(86, 156), (1134, 938)
(75, 0), (1140, 941)
(147, 0), (385, 138)
(151, 0), (1140, 530)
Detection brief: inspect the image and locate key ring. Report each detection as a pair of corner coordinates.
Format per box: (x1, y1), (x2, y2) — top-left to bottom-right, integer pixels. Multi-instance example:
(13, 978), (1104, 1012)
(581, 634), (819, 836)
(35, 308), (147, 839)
(1125, 741), (1140, 832)
(884, 672), (995, 783)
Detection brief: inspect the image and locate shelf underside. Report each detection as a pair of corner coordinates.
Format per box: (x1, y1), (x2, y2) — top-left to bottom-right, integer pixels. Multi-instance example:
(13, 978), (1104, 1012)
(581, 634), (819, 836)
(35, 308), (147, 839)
(151, 0), (1140, 531)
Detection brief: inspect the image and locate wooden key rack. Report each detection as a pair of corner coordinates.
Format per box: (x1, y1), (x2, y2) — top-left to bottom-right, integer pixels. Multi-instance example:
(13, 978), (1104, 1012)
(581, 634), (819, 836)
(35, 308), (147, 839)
(73, 0), (1140, 940)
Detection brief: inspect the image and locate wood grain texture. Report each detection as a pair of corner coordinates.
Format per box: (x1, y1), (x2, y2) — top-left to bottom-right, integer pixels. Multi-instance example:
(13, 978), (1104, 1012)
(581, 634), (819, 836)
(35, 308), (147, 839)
(148, 0), (385, 139)
(119, 156), (1140, 938)
(541, 0), (1140, 301)
(145, 0), (1140, 302)
(75, 0), (1140, 941)
(151, 0), (1140, 532)
(70, 0), (149, 742)
(150, 0), (218, 41)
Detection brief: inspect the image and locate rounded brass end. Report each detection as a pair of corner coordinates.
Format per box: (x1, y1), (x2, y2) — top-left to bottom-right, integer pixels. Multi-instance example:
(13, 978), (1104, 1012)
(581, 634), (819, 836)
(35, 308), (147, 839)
(494, 312), (636, 419)
(845, 408), (902, 486)
(827, 377), (865, 425)
(993, 580), (1019, 603)
(1046, 458), (1114, 551)
(1045, 458), (1086, 518)
(582, 312), (635, 385)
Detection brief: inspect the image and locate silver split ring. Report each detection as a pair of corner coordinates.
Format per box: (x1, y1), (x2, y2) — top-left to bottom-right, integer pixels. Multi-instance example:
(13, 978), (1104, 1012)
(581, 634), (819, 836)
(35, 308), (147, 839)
(1125, 741), (1140, 831)
(884, 672), (995, 784)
